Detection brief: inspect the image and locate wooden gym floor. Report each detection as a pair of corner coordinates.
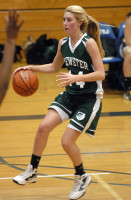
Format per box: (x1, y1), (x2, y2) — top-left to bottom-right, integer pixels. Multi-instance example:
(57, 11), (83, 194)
(0, 63), (131, 200)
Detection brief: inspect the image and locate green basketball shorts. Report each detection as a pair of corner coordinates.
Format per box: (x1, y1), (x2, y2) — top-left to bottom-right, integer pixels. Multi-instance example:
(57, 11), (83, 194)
(49, 91), (102, 137)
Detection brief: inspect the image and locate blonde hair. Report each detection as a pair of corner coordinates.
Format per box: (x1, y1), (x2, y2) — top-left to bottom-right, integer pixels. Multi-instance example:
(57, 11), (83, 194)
(65, 5), (104, 58)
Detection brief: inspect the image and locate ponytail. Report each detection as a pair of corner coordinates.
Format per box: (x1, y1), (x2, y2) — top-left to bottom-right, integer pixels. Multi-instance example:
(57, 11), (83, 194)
(87, 15), (105, 58)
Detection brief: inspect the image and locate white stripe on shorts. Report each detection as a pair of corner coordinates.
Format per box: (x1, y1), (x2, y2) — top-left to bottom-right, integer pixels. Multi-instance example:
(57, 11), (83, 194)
(83, 97), (101, 132)
(68, 124), (94, 138)
(70, 119), (84, 128)
(68, 124), (81, 132)
(52, 102), (72, 114)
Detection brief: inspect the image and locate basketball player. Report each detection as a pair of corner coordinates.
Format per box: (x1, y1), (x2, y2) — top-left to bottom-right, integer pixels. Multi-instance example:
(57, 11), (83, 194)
(13, 5), (105, 200)
(119, 12), (131, 100)
(0, 9), (24, 105)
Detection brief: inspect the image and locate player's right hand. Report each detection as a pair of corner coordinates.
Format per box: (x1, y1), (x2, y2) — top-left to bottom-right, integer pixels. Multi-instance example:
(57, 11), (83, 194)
(13, 66), (29, 75)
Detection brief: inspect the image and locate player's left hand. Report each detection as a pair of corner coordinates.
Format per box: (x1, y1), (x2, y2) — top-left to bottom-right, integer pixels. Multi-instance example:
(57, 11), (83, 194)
(56, 72), (77, 88)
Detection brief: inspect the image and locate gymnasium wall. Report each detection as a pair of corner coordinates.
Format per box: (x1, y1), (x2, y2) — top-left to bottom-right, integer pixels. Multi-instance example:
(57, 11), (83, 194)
(0, 0), (131, 45)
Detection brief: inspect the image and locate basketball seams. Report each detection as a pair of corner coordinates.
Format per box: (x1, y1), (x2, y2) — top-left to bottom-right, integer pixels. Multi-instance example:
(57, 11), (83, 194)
(32, 77), (39, 89)
(18, 71), (33, 94)
(28, 70), (32, 89)
(28, 71), (38, 91)
(13, 75), (28, 96)
(28, 71), (39, 90)
(13, 82), (28, 95)
(12, 69), (39, 96)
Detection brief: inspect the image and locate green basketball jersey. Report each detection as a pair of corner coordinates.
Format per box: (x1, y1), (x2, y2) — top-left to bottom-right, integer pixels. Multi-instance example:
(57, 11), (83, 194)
(61, 33), (103, 97)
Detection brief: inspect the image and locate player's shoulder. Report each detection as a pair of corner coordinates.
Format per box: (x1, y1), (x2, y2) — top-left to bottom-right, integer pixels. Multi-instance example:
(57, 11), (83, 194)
(82, 33), (91, 40)
(57, 37), (69, 48)
(81, 33), (93, 46)
(57, 37), (69, 52)
(84, 34), (96, 46)
(61, 37), (69, 46)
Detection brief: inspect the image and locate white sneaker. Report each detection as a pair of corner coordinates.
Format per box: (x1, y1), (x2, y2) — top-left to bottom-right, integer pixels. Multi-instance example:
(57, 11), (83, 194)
(124, 92), (131, 100)
(69, 173), (91, 200)
(13, 164), (37, 185)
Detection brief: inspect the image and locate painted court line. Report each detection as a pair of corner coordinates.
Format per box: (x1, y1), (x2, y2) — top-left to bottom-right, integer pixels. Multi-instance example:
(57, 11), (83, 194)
(93, 174), (124, 200)
(0, 172), (110, 180)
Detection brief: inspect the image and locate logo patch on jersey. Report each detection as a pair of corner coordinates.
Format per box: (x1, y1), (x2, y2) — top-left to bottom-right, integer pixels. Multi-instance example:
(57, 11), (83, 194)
(76, 112), (86, 121)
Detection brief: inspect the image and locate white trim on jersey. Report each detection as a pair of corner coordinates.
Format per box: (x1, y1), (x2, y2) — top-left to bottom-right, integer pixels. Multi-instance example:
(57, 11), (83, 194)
(81, 37), (88, 47)
(62, 37), (68, 45)
(69, 33), (87, 53)
(91, 64), (104, 97)
(96, 81), (104, 97)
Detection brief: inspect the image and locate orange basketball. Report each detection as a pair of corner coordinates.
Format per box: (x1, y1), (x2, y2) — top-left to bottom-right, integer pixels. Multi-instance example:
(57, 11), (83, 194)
(12, 69), (39, 96)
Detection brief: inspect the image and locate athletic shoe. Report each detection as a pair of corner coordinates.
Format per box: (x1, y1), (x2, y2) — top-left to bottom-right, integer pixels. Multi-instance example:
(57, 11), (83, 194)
(13, 164), (37, 185)
(69, 173), (91, 200)
(124, 92), (131, 100)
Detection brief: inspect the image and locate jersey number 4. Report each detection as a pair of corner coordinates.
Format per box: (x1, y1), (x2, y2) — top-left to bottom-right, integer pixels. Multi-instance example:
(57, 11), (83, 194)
(69, 70), (85, 88)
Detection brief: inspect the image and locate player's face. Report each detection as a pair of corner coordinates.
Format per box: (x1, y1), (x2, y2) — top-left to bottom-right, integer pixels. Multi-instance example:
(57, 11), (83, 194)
(63, 12), (81, 35)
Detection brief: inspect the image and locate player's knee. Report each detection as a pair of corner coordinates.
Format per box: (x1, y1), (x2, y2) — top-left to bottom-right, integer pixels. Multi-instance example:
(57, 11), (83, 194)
(37, 122), (50, 137)
(61, 137), (70, 151)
